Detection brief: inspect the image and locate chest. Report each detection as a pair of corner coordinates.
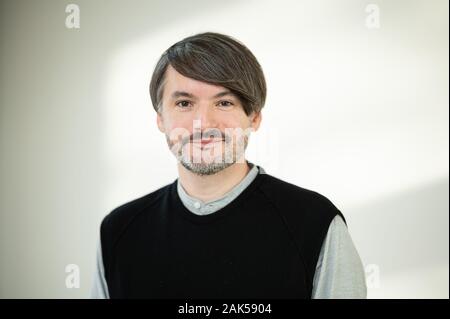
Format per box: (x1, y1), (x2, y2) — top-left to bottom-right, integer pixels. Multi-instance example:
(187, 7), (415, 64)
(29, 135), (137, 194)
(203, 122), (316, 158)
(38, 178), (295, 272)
(108, 207), (310, 298)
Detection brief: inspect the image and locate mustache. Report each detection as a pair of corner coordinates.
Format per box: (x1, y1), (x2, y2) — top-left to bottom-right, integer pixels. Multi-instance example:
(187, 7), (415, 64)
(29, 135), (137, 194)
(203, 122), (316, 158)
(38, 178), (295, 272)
(166, 127), (253, 150)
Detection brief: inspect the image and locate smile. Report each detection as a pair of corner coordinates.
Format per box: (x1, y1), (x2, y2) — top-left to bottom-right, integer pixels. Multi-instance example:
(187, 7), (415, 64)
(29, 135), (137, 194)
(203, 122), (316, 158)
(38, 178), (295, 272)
(192, 139), (224, 145)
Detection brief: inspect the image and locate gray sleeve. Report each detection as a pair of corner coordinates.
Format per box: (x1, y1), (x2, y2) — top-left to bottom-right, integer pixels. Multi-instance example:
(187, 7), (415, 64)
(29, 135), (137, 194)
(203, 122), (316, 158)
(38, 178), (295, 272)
(89, 236), (110, 299)
(311, 214), (367, 299)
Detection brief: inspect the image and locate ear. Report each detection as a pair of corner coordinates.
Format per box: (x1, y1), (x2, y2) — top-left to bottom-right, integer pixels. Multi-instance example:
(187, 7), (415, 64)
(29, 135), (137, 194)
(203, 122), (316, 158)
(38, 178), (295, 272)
(249, 111), (262, 132)
(156, 112), (165, 133)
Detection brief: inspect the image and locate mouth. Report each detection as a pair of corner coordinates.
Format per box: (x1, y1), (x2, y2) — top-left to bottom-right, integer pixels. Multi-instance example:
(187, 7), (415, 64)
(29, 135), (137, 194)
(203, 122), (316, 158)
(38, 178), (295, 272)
(189, 139), (225, 150)
(193, 139), (224, 145)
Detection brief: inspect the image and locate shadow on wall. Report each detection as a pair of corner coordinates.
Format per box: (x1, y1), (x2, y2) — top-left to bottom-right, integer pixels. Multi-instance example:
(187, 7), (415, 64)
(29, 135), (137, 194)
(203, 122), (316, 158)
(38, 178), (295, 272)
(0, 0), (241, 299)
(348, 176), (449, 298)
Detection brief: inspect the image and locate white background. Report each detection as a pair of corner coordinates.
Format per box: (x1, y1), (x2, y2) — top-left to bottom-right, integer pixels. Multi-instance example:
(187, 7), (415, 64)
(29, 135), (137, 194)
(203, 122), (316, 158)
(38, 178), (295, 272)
(0, 0), (448, 298)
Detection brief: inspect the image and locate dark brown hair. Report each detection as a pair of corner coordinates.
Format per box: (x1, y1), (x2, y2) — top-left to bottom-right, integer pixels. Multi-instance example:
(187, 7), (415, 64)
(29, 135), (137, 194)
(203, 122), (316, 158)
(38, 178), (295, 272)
(149, 32), (267, 116)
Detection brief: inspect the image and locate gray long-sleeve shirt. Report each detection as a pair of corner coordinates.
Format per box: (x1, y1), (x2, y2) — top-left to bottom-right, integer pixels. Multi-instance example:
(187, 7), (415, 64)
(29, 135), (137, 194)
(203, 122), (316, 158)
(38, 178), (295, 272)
(90, 162), (367, 298)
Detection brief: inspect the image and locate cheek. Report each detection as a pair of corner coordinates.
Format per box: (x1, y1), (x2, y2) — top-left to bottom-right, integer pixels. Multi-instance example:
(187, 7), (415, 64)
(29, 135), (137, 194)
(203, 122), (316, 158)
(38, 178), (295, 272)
(218, 114), (245, 129)
(166, 118), (191, 132)
(223, 118), (251, 132)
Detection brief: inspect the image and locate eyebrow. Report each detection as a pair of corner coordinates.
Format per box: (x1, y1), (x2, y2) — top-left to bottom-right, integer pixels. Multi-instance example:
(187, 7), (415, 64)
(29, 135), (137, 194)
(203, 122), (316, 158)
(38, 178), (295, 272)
(170, 90), (235, 100)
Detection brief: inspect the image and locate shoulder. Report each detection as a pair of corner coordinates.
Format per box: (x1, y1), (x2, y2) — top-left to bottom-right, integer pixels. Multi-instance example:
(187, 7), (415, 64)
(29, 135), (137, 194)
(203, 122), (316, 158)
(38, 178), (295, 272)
(257, 173), (345, 223)
(100, 181), (173, 243)
(256, 173), (347, 295)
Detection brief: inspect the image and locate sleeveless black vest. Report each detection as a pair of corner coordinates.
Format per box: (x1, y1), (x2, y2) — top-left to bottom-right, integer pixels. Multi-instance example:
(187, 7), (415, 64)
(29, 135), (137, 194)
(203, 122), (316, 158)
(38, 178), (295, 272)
(100, 173), (346, 299)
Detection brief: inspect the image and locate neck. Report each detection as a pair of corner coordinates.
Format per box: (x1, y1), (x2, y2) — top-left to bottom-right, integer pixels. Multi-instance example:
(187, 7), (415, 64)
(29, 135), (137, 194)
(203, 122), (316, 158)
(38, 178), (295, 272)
(177, 158), (251, 203)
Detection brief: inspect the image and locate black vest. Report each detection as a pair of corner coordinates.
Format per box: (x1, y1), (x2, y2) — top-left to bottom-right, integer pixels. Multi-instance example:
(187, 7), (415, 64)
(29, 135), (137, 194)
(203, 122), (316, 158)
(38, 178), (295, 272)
(100, 172), (346, 299)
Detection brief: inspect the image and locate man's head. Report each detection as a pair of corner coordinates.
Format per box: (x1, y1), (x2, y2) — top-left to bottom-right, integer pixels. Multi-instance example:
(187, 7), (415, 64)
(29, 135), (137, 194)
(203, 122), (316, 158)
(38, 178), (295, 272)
(149, 32), (266, 175)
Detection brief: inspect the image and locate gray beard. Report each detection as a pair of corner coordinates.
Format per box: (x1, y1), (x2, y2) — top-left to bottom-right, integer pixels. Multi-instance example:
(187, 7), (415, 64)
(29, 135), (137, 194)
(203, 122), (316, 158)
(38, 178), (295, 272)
(180, 161), (235, 176)
(174, 135), (249, 176)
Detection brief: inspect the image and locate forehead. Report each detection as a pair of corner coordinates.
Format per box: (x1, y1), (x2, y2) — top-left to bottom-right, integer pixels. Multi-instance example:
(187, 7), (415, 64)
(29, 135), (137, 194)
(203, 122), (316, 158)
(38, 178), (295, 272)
(163, 64), (230, 99)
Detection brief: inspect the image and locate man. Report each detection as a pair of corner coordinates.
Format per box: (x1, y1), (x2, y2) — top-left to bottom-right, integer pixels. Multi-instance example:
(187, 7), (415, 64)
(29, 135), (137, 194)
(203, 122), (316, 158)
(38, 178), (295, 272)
(91, 32), (367, 299)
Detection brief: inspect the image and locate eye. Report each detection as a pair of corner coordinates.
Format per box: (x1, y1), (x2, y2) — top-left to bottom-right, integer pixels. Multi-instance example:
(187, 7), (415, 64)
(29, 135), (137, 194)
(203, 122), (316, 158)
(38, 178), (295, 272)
(175, 100), (192, 108)
(217, 100), (234, 107)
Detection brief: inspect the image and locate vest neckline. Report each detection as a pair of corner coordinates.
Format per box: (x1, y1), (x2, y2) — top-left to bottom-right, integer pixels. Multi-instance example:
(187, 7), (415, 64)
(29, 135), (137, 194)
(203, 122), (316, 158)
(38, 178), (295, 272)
(171, 172), (267, 224)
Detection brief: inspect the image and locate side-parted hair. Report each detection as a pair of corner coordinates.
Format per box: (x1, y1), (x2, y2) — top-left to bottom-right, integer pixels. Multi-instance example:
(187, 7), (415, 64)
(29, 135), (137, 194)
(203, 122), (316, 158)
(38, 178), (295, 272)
(149, 32), (267, 116)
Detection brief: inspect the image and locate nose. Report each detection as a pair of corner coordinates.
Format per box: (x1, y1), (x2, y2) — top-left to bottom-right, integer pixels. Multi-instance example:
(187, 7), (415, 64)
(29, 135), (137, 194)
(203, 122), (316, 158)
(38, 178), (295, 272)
(193, 104), (218, 132)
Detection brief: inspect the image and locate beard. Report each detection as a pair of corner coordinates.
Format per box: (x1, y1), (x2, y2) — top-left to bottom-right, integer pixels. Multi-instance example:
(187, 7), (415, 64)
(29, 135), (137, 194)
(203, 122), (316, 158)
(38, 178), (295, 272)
(166, 130), (249, 176)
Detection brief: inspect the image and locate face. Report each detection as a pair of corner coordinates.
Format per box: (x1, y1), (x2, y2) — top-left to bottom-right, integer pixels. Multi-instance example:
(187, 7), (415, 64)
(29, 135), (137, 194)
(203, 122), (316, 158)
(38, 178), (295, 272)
(157, 64), (262, 176)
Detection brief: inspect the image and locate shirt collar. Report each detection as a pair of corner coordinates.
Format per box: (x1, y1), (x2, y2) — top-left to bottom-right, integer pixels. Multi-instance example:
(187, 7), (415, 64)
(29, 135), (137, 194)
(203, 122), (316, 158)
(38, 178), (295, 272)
(177, 161), (266, 215)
